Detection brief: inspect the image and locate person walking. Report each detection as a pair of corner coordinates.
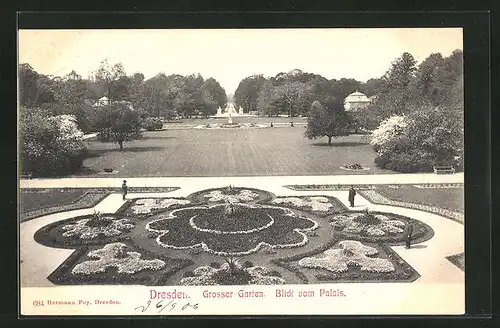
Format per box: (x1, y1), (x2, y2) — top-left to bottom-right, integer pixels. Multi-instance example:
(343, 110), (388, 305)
(121, 180), (128, 200)
(404, 222), (414, 249)
(348, 186), (356, 207)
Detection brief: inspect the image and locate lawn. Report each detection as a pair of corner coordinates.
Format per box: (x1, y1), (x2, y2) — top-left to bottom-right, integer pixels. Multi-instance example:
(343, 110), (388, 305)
(20, 189), (88, 213)
(19, 189), (110, 222)
(376, 185), (464, 213)
(79, 127), (393, 177)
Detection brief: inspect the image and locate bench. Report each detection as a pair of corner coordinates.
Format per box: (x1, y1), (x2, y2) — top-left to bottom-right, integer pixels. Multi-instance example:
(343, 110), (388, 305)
(433, 164), (455, 175)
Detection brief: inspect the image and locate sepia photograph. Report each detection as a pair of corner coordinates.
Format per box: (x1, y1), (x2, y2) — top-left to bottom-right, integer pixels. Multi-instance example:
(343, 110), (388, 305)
(18, 27), (465, 316)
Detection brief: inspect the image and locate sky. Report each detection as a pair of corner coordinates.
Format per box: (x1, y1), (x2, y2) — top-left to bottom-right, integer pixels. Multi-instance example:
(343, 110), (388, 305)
(18, 28), (463, 95)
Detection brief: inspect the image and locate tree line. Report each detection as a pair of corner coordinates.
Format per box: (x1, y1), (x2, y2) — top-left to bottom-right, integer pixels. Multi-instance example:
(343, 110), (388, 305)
(233, 69), (383, 117)
(19, 59), (228, 133)
(18, 59), (228, 176)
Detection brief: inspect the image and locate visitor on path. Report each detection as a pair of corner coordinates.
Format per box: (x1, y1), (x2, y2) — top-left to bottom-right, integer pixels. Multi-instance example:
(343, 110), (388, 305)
(290, 121), (294, 127)
(270, 122), (273, 127)
(404, 222), (414, 249)
(348, 186), (356, 207)
(121, 180), (128, 200)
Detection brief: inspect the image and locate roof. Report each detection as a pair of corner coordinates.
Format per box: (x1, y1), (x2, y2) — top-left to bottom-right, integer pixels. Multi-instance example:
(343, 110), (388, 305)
(344, 91), (370, 103)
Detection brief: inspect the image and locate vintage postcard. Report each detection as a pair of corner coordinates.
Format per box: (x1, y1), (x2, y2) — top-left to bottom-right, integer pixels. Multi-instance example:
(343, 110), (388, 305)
(18, 28), (465, 316)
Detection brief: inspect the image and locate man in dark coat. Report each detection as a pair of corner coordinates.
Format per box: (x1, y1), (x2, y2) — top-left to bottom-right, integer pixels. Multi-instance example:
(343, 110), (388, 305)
(404, 222), (414, 249)
(348, 186), (356, 207)
(121, 180), (128, 200)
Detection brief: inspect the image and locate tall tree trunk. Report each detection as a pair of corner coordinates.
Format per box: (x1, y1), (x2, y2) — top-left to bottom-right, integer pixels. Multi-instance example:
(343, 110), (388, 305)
(328, 136), (332, 146)
(118, 140), (123, 150)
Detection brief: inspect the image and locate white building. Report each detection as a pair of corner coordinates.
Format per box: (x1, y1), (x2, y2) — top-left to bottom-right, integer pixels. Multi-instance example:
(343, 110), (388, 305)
(344, 91), (371, 112)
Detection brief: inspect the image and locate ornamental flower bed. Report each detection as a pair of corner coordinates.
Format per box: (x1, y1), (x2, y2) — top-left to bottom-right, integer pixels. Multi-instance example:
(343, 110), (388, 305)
(146, 203), (318, 256)
(72, 242), (166, 275)
(272, 196), (332, 212)
(179, 261), (285, 286)
(327, 210), (433, 245)
(61, 212), (135, 240)
(269, 196), (348, 217)
(188, 187), (274, 204)
(130, 198), (191, 214)
(329, 211), (405, 237)
(299, 240), (395, 273)
(47, 240), (194, 286)
(344, 164), (364, 170)
(203, 189), (260, 202)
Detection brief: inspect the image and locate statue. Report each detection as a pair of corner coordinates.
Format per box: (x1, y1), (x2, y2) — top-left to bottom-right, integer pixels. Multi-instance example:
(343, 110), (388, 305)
(217, 106), (222, 115)
(228, 113), (233, 124)
(239, 106), (243, 114)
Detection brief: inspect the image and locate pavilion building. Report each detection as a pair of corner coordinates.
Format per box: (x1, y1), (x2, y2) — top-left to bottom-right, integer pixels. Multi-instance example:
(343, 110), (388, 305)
(343, 91), (371, 112)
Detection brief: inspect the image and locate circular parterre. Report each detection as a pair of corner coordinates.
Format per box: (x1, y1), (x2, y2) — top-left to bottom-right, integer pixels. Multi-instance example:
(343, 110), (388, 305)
(146, 203), (318, 256)
(33, 186), (435, 286)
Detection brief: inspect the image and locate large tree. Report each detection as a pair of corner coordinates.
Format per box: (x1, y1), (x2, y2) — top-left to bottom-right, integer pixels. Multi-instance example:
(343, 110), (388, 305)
(410, 50), (463, 109)
(373, 52), (418, 117)
(256, 80), (278, 116)
(92, 59), (127, 101)
(49, 71), (98, 133)
(234, 75), (267, 113)
(18, 64), (56, 108)
(96, 103), (142, 150)
(274, 81), (305, 117)
(305, 100), (352, 145)
(200, 78), (227, 116)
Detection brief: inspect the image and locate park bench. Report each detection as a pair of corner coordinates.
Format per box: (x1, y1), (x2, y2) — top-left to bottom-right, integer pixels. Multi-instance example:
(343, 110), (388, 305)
(20, 173), (33, 179)
(433, 164), (455, 175)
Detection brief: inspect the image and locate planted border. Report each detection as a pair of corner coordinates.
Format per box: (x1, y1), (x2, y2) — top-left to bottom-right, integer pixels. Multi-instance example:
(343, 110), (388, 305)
(358, 190), (464, 224)
(285, 184), (377, 191)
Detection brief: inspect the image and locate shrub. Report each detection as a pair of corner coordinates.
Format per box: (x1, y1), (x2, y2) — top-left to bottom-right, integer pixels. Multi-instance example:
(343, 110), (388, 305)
(142, 117), (163, 131)
(19, 110), (87, 177)
(373, 107), (463, 173)
(370, 115), (408, 153)
(269, 270), (282, 277)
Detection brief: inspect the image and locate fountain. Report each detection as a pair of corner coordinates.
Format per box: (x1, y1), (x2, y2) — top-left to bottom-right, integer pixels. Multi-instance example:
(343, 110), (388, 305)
(211, 102), (256, 118)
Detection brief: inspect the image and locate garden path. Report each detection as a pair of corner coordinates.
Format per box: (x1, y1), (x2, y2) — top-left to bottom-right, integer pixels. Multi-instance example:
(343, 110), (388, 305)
(20, 172), (463, 189)
(20, 174), (464, 287)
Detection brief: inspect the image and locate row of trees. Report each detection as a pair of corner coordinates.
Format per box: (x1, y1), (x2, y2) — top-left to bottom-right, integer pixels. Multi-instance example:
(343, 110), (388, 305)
(19, 60), (228, 133)
(233, 69), (382, 117)
(20, 59), (225, 176)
